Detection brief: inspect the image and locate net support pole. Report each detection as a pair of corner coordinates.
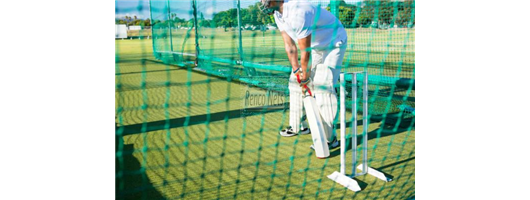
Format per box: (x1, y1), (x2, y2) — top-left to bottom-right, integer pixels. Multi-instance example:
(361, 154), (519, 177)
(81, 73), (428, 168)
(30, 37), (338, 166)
(166, 0), (174, 53)
(236, 0), (244, 63)
(192, 0), (200, 66)
(149, 0), (157, 58)
(236, 0), (255, 76)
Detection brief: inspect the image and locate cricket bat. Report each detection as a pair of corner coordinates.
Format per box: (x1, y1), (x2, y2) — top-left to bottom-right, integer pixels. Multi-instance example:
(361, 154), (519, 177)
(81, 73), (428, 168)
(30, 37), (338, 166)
(297, 74), (330, 158)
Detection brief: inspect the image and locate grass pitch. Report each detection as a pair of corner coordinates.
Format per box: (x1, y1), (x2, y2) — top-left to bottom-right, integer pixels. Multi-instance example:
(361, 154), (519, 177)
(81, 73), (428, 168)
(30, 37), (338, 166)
(116, 36), (415, 199)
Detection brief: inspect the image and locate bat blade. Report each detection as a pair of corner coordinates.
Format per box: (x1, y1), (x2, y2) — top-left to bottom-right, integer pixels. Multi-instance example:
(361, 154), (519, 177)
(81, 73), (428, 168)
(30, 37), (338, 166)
(303, 96), (330, 158)
(295, 73), (329, 158)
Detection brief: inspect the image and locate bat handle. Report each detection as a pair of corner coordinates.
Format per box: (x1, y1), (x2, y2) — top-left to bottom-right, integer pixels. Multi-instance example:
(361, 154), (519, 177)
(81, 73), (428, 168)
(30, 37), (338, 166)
(296, 73), (312, 97)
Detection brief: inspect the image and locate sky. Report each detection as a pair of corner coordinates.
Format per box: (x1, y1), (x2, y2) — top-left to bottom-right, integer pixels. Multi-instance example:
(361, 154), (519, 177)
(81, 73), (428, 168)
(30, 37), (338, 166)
(115, 0), (364, 20)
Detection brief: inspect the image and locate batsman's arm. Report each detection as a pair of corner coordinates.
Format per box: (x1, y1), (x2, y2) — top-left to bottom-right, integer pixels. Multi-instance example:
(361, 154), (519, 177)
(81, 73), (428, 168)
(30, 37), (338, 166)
(297, 34), (311, 82)
(280, 31), (300, 72)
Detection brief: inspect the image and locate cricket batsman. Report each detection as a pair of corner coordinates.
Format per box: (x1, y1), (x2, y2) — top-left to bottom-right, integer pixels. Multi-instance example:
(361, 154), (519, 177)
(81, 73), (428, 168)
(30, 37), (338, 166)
(260, 0), (347, 149)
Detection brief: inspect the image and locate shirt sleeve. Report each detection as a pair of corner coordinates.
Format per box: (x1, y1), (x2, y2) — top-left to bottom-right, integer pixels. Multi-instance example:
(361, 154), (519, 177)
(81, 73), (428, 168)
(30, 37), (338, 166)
(273, 12), (285, 32)
(289, 8), (314, 39)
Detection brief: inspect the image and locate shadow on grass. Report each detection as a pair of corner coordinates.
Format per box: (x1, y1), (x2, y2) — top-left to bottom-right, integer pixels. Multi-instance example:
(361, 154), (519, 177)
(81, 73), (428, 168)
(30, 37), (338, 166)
(115, 68), (184, 76)
(329, 114), (415, 158)
(118, 106), (287, 136)
(116, 125), (165, 200)
(379, 156), (415, 171)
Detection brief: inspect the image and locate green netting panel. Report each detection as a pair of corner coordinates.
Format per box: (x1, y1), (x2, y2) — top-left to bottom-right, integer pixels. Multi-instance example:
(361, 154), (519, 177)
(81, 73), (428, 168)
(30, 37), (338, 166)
(150, 0), (196, 64)
(116, 0), (415, 199)
(194, 0), (246, 77)
(337, 0), (415, 117)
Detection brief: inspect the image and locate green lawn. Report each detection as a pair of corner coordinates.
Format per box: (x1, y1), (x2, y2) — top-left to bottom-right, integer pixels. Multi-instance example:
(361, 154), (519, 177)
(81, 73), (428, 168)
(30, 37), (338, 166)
(116, 37), (415, 199)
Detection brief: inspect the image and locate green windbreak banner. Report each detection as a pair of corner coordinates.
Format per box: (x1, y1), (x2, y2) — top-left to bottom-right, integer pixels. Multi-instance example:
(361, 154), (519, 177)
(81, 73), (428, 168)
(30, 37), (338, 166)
(116, 0), (415, 199)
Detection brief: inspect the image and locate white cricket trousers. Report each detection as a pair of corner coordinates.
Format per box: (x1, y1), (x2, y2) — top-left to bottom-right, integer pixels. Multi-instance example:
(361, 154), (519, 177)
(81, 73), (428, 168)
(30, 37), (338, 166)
(288, 39), (347, 142)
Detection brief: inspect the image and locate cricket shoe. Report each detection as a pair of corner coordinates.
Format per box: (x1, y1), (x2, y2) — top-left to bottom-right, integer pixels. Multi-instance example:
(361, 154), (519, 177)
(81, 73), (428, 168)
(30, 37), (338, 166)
(279, 127), (311, 137)
(310, 137), (340, 150)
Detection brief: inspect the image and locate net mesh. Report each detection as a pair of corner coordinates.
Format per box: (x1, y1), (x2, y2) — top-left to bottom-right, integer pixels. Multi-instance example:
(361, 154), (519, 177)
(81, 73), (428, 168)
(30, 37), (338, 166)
(116, 0), (415, 199)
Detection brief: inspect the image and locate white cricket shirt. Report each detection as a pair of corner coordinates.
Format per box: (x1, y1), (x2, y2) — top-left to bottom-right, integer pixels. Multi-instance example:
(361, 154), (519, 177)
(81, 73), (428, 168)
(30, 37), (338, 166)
(273, 0), (347, 49)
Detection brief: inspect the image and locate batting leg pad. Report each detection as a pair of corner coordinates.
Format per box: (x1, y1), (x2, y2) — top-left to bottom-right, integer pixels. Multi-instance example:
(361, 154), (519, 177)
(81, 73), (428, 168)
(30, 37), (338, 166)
(289, 90), (304, 133)
(315, 92), (338, 142)
(311, 64), (342, 95)
(311, 64), (340, 142)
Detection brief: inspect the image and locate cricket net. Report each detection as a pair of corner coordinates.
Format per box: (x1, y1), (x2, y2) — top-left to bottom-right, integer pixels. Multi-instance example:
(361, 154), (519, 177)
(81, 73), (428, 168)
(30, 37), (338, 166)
(116, 0), (415, 199)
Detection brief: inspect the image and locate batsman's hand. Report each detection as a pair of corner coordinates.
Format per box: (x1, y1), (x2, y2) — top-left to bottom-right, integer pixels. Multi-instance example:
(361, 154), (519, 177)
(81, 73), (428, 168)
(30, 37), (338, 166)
(293, 67), (302, 78)
(295, 69), (311, 96)
(299, 73), (310, 95)
(299, 71), (310, 87)
(301, 84), (308, 95)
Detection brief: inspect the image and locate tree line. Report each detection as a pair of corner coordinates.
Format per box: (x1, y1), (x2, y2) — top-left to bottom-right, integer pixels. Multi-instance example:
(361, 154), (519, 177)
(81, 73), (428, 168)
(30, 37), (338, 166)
(115, 15), (151, 27)
(124, 0), (414, 29)
(329, 0), (415, 28)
